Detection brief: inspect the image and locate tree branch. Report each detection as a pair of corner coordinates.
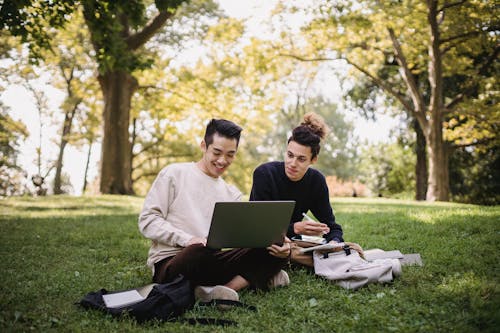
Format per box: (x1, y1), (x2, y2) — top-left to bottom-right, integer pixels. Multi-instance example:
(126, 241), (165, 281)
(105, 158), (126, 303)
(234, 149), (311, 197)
(445, 45), (500, 110)
(387, 27), (427, 125)
(132, 139), (163, 158)
(441, 27), (499, 45)
(127, 10), (175, 50)
(345, 58), (415, 111)
(450, 137), (495, 149)
(438, 0), (466, 12)
(277, 52), (336, 62)
(132, 154), (194, 182)
(279, 51), (425, 123)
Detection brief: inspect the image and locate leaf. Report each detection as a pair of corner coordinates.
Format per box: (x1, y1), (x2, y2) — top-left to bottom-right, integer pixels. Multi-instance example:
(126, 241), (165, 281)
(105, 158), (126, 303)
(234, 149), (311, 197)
(308, 297), (318, 307)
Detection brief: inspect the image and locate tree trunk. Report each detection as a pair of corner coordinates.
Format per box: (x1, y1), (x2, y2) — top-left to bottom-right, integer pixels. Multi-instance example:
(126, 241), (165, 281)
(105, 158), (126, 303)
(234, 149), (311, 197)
(413, 119), (428, 200)
(54, 104), (78, 194)
(425, 115), (449, 201)
(425, 0), (449, 201)
(82, 139), (93, 194)
(53, 139), (68, 195)
(98, 70), (137, 194)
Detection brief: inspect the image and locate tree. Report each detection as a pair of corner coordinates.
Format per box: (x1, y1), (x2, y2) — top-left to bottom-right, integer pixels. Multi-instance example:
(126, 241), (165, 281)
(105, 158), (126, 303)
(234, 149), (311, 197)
(128, 18), (297, 193)
(48, 18), (95, 194)
(22, 77), (54, 195)
(0, 101), (29, 196)
(1, 0), (219, 194)
(344, 69), (428, 200)
(276, 0), (499, 201)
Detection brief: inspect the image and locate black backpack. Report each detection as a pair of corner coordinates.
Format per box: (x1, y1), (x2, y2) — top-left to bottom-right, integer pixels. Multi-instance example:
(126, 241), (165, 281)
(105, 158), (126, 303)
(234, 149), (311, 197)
(78, 274), (254, 325)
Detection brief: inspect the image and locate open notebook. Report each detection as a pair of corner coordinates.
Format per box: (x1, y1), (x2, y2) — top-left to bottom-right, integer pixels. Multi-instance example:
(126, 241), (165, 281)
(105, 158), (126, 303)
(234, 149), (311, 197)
(102, 284), (156, 308)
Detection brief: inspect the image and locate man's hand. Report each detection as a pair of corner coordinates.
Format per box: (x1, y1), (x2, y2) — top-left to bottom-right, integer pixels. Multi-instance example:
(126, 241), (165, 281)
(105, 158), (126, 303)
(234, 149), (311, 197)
(267, 238), (292, 258)
(187, 237), (207, 246)
(293, 220), (330, 236)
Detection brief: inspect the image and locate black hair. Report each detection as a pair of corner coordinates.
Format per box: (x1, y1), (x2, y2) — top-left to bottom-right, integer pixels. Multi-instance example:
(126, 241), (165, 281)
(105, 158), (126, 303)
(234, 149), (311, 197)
(204, 119), (243, 147)
(288, 113), (329, 159)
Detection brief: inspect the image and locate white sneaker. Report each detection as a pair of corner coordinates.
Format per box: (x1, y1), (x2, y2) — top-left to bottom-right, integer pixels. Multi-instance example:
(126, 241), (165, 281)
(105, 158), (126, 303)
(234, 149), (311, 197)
(268, 270), (290, 288)
(194, 285), (239, 303)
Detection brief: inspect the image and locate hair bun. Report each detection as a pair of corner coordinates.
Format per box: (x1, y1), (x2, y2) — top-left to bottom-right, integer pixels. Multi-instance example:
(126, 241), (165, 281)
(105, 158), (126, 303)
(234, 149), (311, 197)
(301, 112), (329, 140)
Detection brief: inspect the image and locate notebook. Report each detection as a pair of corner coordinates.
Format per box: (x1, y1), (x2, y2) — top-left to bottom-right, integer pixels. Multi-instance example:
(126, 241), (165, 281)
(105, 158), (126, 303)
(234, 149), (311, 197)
(206, 201), (295, 249)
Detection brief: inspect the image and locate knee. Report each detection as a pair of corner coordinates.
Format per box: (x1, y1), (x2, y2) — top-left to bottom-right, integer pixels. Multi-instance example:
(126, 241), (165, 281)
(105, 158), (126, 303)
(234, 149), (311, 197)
(181, 243), (214, 258)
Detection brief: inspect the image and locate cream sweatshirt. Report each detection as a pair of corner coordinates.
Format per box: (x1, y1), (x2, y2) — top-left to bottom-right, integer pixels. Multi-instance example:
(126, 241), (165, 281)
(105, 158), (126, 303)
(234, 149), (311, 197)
(138, 162), (242, 270)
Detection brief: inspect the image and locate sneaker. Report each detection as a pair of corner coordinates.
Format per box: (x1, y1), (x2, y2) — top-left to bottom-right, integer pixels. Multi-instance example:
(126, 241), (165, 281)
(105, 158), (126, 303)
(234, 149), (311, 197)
(194, 285), (239, 303)
(268, 270), (290, 288)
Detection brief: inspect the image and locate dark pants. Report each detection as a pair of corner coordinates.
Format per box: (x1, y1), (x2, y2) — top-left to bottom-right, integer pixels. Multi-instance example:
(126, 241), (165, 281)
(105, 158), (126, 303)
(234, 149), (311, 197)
(153, 244), (286, 290)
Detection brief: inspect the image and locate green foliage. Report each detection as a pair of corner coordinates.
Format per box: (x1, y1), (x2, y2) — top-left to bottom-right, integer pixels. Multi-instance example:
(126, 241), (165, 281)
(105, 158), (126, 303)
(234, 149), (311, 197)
(129, 22), (290, 194)
(279, 0), (499, 201)
(0, 105), (28, 169)
(81, 0), (147, 73)
(0, 0), (75, 60)
(449, 146), (500, 206)
(155, 0), (189, 12)
(1, 0), (190, 71)
(0, 103), (29, 196)
(0, 196), (498, 332)
(359, 141), (415, 197)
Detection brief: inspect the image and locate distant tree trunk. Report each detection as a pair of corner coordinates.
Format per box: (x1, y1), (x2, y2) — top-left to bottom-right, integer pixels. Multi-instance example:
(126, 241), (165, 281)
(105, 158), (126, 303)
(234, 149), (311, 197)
(82, 139), (93, 194)
(98, 71), (137, 194)
(130, 116), (137, 188)
(413, 119), (427, 200)
(54, 103), (78, 194)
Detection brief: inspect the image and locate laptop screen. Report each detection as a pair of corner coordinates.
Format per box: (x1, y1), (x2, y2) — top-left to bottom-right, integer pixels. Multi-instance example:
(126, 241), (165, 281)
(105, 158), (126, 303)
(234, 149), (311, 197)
(206, 201), (295, 249)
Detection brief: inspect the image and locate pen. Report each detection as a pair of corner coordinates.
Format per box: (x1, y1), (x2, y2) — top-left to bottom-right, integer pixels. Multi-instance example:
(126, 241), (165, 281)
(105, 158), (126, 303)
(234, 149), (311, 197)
(302, 212), (328, 235)
(302, 212), (315, 221)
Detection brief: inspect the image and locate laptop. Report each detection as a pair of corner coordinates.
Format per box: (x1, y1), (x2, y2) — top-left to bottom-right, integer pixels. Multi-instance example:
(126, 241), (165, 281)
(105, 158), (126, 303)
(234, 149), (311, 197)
(206, 201), (295, 249)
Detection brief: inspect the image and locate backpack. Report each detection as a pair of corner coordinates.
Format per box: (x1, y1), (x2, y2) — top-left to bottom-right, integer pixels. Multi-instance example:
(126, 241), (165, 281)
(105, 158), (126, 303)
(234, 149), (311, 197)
(313, 245), (401, 290)
(79, 274), (194, 323)
(78, 274), (255, 325)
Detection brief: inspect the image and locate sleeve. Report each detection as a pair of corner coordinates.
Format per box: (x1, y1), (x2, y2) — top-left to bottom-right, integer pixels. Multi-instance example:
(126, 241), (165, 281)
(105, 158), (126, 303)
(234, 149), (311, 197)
(311, 175), (344, 243)
(138, 169), (194, 248)
(249, 166), (273, 201)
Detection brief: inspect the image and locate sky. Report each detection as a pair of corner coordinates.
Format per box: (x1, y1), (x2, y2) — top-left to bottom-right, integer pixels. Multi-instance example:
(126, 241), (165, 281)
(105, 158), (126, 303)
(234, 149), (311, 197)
(1, 0), (398, 195)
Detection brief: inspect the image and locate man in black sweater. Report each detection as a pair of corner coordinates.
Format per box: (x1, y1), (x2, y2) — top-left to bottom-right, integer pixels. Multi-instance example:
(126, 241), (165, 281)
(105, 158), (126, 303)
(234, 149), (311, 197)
(250, 112), (343, 247)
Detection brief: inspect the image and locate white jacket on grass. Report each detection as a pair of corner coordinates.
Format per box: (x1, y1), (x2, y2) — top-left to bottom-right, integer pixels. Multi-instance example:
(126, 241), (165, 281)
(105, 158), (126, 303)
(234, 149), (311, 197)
(313, 249), (401, 289)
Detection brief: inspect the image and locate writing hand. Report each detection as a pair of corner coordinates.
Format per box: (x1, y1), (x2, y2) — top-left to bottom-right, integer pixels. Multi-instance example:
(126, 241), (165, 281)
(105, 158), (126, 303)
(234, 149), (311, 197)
(294, 220), (330, 236)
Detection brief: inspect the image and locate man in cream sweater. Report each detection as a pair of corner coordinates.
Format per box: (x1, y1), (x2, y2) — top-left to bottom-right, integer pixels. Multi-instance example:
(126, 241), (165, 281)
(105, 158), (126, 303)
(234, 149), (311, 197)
(139, 119), (290, 303)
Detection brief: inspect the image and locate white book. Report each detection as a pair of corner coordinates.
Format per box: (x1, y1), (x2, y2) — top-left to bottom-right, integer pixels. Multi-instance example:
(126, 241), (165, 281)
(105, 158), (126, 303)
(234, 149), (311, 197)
(102, 289), (145, 308)
(299, 242), (345, 253)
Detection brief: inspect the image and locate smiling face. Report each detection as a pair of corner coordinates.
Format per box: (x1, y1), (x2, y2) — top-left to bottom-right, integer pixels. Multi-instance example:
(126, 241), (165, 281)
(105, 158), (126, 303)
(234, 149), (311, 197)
(284, 140), (317, 181)
(197, 133), (238, 178)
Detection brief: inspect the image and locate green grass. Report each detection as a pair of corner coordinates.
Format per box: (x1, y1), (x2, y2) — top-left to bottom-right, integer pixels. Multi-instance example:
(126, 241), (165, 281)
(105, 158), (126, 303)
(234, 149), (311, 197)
(1, 196), (499, 332)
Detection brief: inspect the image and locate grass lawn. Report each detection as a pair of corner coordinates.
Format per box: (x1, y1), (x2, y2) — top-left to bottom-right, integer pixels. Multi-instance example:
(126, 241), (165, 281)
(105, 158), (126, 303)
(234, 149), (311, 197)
(1, 195), (499, 332)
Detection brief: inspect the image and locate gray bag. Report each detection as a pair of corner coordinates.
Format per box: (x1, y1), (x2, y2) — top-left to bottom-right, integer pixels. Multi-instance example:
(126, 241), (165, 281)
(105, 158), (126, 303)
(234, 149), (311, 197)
(313, 246), (401, 290)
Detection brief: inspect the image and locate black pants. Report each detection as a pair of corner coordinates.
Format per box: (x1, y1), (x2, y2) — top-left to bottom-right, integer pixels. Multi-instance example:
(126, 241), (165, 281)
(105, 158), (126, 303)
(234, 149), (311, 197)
(153, 244), (286, 290)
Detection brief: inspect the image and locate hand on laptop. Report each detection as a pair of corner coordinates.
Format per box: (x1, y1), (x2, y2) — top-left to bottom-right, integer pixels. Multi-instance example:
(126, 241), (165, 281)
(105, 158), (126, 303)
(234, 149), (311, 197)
(294, 221), (330, 236)
(267, 237), (292, 258)
(187, 237), (207, 246)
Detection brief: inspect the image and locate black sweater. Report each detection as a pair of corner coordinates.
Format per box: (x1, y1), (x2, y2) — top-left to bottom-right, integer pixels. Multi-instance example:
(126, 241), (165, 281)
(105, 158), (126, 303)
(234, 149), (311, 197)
(249, 161), (343, 242)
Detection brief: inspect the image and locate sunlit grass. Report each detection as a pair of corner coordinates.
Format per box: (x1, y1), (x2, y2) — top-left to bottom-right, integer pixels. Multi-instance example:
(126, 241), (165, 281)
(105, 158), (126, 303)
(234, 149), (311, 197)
(0, 195), (143, 218)
(0, 196), (499, 332)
